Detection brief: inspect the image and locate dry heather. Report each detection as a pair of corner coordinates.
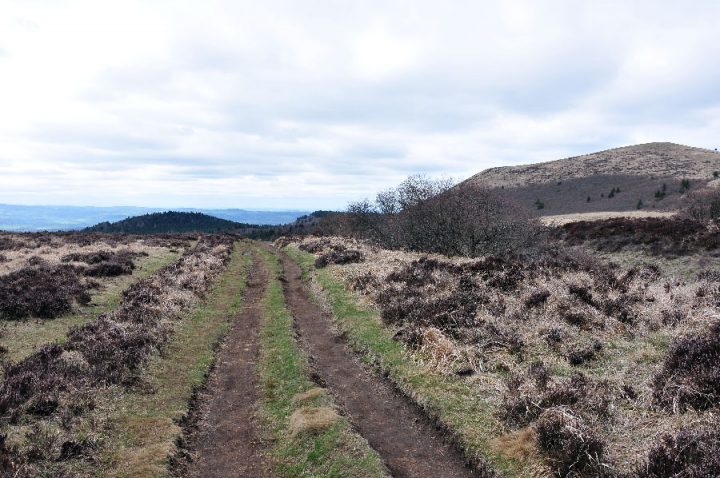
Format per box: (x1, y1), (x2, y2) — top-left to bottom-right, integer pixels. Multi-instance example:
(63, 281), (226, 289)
(0, 235), (233, 477)
(0, 232), (186, 276)
(286, 235), (720, 477)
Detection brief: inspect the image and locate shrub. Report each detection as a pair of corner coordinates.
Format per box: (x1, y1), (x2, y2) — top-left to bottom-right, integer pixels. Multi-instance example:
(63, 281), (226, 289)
(314, 249), (364, 268)
(638, 425), (720, 477)
(501, 373), (614, 428)
(63, 249), (140, 277)
(0, 344), (83, 419)
(346, 175), (543, 257)
(0, 265), (89, 320)
(567, 341), (603, 366)
(682, 188), (720, 222)
(85, 261), (134, 277)
(653, 320), (720, 412)
(65, 315), (171, 384)
(524, 289), (551, 308)
(535, 408), (607, 477)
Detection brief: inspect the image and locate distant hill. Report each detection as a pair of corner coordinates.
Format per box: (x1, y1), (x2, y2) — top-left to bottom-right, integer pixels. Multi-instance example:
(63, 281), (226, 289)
(0, 204), (310, 232)
(460, 142), (720, 215)
(85, 211), (247, 234)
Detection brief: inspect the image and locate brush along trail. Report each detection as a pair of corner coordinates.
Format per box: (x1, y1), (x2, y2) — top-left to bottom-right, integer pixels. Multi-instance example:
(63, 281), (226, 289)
(277, 250), (478, 478)
(185, 253), (273, 478)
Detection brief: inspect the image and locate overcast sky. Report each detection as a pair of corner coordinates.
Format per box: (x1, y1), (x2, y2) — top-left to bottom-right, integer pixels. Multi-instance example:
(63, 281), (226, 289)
(1, 1), (719, 210)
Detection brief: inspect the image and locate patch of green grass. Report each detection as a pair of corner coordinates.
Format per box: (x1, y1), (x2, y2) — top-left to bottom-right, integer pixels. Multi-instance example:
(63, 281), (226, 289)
(0, 250), (180, 366)
(257, 247), (388, 478)
(283, 246), (530, 477)
(86, 243), (251, 478)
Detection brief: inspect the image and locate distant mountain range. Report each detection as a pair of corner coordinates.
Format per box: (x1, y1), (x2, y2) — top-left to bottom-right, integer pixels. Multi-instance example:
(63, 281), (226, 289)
(0, 204), (311, 232)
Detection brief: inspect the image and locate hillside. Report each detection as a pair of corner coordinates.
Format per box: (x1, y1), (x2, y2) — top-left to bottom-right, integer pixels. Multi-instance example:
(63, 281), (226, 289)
(85, 211), (247, 233)
(461, 142), (720, 215)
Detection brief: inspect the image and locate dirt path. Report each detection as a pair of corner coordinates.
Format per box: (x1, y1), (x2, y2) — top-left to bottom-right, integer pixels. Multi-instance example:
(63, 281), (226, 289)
(185, 254), (273, 478)
(278, 251), (479, 478)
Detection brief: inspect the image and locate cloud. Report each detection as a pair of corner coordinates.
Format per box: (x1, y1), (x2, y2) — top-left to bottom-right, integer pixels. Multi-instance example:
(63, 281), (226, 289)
(0, 0), (719, 209)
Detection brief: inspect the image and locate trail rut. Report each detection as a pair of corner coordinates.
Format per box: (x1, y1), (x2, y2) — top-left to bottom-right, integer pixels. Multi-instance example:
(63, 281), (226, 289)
(278, 251), (481, 478)
(185, 254), (273, 478)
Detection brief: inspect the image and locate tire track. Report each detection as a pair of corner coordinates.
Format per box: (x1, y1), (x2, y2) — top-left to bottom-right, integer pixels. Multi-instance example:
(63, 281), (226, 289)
(277, 250), (482, 478)
(184, 254), (273, 478)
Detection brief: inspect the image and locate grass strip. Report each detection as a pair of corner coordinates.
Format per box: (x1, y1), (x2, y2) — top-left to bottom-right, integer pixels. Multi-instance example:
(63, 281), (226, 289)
(89, 242), (251, 477)
(256, 246), (388, 478)
(283, 246), (529, 477)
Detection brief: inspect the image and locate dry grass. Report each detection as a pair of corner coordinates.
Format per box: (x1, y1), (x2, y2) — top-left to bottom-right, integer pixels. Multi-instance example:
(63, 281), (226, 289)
(289, 406), (341, 436)
(283, 234), (720, 476)
(541, 210), (676, 226)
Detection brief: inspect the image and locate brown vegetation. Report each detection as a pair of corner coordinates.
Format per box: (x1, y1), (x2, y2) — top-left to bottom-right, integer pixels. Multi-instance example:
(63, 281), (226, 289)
(0, 235), (233, 477)
(286, 233), (720, 476)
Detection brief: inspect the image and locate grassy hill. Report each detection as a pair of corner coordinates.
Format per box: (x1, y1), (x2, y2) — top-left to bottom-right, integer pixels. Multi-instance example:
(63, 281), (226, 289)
(460, 142), (720, 215)
(85, 211), (247, 234)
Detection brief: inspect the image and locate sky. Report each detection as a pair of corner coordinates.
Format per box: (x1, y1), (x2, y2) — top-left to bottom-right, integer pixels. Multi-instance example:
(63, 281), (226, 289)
(1, 1), (719, 210)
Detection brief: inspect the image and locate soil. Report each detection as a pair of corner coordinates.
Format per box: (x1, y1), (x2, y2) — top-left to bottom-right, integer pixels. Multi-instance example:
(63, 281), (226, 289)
(278, 251), (485, 478)
(184, 254), (273, 478)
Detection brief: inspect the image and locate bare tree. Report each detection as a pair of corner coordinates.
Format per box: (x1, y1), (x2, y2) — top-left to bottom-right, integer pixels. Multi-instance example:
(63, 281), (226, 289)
(346, 175), (543, 257)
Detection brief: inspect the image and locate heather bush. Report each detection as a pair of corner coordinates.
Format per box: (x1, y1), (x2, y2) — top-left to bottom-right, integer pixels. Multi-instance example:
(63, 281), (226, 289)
(0, 344), (84, 420)
(535, 408), (608, 477)
(63, 249), (143, 277)
(637, 425), (720, 477)
(501, 373), (614, 428)
(299, 238), (332, 253)
(65, 315), (171, 384)
(557, 217), (719, 256)
(0, 265), (90, 320)
(566, 340), (603, 366)
(653, 320), (720, 412)
(314, 249), (364, 268)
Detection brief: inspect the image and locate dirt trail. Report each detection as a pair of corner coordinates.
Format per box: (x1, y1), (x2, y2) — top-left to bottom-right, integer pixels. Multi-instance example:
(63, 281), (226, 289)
(185, 254), (273, 478)
(278, 251), (479, 478)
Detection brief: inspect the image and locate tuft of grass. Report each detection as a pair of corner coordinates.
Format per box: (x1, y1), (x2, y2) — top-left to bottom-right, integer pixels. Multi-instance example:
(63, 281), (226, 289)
(283, 246), (529, 476)
(256, 247), (388, 478)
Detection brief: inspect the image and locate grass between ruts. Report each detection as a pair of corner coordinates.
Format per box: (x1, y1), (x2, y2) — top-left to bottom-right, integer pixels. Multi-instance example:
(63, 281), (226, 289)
(0, 249), (181, 368)
(82, 242), (251, 477)
(283, 246), (531, 477)
(256, 246), (389, 478)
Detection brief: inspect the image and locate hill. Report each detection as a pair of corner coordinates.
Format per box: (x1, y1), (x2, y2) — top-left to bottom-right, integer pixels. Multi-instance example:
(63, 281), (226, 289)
(85, 211), (247, 233)
(0, 204), (310, 232)
(460, 142), (720, 215)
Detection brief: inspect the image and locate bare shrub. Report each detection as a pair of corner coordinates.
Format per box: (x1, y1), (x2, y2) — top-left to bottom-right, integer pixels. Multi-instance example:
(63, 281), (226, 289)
(347, 175), (544, 257)
(681, 188), (720, 222)
(652, 320), (720, 412)
(637, 425), (720, 478)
